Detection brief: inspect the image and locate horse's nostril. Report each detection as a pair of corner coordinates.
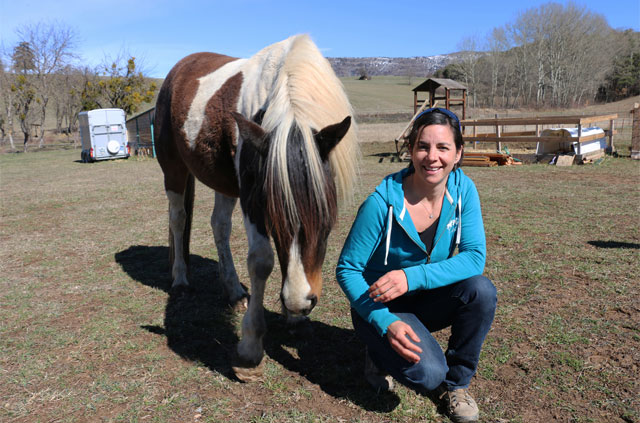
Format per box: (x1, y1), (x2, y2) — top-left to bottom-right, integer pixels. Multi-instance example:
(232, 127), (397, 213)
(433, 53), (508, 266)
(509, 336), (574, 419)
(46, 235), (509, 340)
(307, 294), (318, 309)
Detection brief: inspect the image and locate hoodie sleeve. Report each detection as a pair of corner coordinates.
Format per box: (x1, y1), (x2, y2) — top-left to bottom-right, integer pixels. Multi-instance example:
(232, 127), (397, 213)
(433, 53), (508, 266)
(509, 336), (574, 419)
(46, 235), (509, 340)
(336, 194), (400, 336)
(403, 178), (486, 290)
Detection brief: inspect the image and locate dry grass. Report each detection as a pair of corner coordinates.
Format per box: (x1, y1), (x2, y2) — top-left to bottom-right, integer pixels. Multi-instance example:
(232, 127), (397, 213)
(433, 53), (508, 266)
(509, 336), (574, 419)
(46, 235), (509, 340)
(1, 136), (639, 422)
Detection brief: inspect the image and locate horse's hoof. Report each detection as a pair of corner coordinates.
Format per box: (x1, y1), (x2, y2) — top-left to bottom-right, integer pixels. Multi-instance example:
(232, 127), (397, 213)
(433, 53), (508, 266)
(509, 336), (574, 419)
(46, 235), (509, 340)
(232, 357), (265, 383)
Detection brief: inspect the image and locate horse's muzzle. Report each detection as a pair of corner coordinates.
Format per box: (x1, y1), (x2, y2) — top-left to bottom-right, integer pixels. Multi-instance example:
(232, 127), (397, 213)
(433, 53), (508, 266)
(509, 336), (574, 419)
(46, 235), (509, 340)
(281, 293), (318, 316)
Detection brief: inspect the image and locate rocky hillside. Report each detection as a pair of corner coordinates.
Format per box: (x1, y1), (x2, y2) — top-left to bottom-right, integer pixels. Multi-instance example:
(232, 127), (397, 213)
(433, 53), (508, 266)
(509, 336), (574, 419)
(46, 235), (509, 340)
(327, 52), (466, 77)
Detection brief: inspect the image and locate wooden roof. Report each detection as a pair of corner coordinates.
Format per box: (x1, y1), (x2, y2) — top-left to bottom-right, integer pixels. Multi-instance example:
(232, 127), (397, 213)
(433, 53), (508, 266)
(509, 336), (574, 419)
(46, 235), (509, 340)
(412, 78), (467, 92)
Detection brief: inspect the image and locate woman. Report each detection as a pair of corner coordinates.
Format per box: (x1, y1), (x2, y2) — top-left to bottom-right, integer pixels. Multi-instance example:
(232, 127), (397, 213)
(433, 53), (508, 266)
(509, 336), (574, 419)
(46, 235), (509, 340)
(336, 108), (496, 423)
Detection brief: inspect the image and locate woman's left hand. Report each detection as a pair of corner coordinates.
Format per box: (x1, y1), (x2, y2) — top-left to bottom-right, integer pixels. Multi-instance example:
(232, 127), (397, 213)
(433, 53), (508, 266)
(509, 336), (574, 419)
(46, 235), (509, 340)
(368, 270), (408, 303)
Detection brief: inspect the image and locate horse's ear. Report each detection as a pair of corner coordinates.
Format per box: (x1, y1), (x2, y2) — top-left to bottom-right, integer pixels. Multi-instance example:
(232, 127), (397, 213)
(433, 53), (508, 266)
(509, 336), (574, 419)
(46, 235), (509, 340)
(231, 112), (267, 156)
(314, 116), (351, 161)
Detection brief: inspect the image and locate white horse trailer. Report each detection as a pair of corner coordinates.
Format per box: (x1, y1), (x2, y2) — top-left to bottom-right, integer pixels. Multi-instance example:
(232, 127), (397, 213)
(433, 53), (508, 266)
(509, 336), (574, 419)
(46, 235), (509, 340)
(78, 108), (130, 162)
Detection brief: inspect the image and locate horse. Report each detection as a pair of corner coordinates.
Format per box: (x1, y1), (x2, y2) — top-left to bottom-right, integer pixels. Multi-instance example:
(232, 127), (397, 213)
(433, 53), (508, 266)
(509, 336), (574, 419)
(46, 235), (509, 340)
(154, 34), (358, 381)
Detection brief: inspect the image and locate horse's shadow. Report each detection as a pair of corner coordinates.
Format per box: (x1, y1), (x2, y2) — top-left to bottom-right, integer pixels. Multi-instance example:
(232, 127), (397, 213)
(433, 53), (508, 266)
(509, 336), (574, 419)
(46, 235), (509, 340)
(114, 245), (400, 411)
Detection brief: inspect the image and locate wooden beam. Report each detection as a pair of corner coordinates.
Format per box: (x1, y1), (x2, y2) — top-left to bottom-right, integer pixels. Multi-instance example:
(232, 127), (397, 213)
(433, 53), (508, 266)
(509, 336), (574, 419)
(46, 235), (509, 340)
(473, 131), (537, 138)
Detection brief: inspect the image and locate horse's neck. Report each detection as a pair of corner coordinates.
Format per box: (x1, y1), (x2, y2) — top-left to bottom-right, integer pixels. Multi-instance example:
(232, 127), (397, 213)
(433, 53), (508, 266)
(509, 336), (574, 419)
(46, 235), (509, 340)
(238, 38), (296, 117)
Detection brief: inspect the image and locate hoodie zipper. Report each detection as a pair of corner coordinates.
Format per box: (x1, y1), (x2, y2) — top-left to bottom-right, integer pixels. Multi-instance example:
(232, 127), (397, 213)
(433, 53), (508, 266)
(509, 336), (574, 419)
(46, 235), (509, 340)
(393, 203), (457, 264)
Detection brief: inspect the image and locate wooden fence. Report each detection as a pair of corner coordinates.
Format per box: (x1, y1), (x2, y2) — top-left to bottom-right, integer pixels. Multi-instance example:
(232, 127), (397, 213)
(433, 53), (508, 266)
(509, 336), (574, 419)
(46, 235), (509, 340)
(461, 114), (618, 156)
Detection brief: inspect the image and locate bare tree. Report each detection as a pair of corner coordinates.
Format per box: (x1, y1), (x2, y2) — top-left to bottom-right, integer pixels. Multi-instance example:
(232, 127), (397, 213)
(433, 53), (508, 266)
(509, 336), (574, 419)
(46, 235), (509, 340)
(53, 65), (97, 135)
(0, 55), (18, 150)
(457, 37), (481, 107)
(13, 21), (77, 147)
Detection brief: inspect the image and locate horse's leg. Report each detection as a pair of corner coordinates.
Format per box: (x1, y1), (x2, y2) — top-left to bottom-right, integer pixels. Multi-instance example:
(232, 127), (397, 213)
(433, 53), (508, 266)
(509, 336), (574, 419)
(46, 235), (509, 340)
(166, 171), (194, 291)
(211, 192), (247, 308)
(232, 217), (274, 382)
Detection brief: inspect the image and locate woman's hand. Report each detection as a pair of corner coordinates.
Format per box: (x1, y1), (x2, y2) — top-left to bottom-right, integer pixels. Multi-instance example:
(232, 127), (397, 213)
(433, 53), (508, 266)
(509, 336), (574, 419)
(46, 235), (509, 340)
(368, 269), (408, 303)
(386, 320), (422, 363)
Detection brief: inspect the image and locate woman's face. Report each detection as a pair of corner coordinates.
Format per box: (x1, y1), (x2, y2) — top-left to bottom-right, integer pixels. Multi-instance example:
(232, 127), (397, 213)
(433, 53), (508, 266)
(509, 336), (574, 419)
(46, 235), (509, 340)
(410, 124), (461, 188)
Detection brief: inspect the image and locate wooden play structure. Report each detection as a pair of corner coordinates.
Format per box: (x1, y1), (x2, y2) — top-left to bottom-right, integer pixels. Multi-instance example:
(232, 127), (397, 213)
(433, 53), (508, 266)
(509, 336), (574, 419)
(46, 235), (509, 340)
(412, 78), (467, 119)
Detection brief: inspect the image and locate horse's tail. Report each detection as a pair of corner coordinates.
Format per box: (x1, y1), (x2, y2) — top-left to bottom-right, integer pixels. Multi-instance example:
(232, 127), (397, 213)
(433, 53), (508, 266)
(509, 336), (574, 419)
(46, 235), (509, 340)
(168, 173), (195, 268)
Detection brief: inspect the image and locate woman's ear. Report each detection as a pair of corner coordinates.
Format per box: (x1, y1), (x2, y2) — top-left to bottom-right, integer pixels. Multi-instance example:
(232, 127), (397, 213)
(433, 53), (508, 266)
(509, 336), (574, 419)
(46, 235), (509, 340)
(455, 146), (463, 163)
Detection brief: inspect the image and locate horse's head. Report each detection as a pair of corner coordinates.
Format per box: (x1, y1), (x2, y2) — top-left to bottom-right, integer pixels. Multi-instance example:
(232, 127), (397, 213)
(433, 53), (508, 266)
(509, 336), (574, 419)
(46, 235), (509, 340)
(234, 112), (352, 318)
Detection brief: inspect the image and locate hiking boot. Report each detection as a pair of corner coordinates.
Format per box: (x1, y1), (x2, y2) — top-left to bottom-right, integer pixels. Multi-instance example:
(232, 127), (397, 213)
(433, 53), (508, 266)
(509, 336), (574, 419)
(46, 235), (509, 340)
(438, 387), (479, 423)
(364, 348), (394, 393)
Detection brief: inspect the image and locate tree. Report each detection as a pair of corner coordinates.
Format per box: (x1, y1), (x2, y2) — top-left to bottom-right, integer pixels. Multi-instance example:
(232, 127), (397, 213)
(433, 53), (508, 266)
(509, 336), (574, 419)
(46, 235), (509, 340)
(0, 56), (18, 150)
(457, 37), (480, 107)
(82, 56), (156, 115)
(599, 30), (640, 100)
(11, 41), (35, 74)
(13, 21), (78, 147)
(10, 73), (41, 151)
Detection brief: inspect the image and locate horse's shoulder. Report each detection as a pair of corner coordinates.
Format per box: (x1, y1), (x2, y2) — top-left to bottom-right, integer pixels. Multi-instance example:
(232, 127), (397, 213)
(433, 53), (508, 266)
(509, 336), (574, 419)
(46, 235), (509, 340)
(169, 52), (239, 84)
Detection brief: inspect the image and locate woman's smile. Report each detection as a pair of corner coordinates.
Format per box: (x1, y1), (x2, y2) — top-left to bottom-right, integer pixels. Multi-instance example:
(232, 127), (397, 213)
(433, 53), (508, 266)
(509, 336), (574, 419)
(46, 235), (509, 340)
(411, 124), (461, 189)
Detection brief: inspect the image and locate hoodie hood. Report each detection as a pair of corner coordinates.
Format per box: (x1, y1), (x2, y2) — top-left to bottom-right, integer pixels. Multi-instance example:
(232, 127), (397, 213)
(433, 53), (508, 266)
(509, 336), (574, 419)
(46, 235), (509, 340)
(374, 167), (464, 265)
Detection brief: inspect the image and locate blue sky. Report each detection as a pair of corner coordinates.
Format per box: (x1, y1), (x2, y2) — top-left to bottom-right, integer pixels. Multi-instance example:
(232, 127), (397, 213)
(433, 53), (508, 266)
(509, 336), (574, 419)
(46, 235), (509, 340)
(1, 0), (638, 78)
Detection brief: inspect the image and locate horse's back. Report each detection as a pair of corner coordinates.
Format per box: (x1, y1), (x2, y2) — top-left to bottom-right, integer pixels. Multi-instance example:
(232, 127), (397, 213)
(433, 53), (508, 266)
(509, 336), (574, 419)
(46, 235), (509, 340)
(155, 52), (243, 197)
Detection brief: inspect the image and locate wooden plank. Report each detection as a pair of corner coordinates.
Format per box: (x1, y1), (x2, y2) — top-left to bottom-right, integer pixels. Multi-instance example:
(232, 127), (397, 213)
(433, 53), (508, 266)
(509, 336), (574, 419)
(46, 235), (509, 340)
(472, 131), (537, 138)
(579, 114), (618, 125)
(461, 161), (498, 167)
(465, 152), (509, 157)
(555, 155), (574, 166)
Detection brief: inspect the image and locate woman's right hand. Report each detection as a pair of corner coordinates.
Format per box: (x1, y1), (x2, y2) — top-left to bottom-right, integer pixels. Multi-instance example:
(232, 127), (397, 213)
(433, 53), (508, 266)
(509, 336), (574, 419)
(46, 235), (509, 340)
(386, 320), (422, 363)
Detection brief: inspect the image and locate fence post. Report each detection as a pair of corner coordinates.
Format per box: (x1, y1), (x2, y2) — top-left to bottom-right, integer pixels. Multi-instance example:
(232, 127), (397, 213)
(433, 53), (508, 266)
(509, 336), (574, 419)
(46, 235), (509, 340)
(632, 103), (640, 160)
(495, 114), (501, 152)
(608, 118), (615, 153)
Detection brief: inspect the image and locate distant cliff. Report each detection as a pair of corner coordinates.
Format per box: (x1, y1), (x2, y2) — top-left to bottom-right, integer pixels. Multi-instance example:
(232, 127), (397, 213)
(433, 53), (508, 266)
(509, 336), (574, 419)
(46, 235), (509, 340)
(327, 52), (466, 77)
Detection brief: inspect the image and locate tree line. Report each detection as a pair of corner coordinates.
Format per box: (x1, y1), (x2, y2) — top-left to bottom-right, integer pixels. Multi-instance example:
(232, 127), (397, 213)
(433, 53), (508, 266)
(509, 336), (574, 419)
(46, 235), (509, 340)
(0, 21), (157, 152)
(434, 2), (639, 109)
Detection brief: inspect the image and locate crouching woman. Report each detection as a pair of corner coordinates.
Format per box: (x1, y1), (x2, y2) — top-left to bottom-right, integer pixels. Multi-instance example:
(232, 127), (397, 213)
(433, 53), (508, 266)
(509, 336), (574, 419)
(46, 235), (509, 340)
(336, 108), (496, 423)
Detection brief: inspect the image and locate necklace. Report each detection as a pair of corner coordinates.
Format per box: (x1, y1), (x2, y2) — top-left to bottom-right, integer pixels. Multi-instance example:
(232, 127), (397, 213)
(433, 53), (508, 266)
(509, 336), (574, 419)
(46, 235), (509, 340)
(419, 200), (434, 219)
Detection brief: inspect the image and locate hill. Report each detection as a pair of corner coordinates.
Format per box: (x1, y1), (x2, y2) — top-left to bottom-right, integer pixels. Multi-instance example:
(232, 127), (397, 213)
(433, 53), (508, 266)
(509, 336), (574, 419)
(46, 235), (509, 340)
(327, 52), (467, 77)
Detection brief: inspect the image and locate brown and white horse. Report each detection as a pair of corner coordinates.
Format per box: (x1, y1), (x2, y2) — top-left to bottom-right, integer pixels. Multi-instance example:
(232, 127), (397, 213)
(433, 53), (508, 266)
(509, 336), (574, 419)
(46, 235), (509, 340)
(154, 35), (358, 379)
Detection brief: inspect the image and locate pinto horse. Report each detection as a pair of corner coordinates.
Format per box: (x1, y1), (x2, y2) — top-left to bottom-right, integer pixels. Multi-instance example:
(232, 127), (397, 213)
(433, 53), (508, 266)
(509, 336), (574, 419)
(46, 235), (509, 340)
(154, 35), (358, 380)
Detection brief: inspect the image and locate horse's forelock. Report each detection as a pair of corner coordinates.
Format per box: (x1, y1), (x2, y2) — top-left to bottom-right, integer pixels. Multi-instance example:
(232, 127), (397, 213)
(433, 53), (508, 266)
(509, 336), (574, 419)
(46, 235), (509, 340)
(265, 123), (336, 257)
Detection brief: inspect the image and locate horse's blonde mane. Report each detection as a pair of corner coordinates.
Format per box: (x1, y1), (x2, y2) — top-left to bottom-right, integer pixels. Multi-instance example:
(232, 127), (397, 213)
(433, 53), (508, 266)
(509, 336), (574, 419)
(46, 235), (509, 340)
(260, 35), (359, 227)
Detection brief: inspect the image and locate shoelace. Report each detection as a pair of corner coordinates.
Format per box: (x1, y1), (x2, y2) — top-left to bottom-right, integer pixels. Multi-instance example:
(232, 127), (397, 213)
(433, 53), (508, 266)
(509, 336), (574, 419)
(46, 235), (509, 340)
(440, 389), (474, 408)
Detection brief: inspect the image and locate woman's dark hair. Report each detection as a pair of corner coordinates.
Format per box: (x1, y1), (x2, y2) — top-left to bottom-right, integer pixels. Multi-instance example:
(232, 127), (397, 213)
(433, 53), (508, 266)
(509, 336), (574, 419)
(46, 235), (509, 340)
(407, 108), (464, 170)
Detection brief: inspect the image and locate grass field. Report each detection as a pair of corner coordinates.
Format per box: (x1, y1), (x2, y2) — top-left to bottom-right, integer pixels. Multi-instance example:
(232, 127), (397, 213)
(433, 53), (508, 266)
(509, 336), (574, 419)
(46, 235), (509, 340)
(1, 137), (638, 422)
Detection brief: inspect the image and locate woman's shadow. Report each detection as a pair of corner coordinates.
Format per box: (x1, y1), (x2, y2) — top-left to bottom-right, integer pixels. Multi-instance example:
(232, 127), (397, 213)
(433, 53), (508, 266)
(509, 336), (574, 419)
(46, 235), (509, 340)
(114, 245), (400, 411)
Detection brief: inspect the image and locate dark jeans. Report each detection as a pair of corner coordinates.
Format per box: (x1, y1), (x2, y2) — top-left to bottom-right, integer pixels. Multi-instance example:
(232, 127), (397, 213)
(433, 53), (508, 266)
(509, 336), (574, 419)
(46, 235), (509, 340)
(352, 275), (497, 392)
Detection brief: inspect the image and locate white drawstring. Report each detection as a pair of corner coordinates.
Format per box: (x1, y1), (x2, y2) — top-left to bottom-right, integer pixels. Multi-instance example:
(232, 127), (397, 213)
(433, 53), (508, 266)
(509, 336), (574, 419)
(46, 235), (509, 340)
(455, 195), (462, 246)
(384, 206), (393, 265)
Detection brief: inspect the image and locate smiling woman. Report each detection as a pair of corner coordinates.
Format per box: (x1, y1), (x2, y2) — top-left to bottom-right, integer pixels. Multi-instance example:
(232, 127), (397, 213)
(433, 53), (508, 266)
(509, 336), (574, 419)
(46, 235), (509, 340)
(336, 108), (495, 423)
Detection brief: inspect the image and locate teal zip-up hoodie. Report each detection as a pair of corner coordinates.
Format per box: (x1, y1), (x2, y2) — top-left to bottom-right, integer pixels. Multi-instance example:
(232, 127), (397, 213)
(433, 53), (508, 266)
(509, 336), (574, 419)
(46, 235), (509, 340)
(336, 167), (486, 336)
